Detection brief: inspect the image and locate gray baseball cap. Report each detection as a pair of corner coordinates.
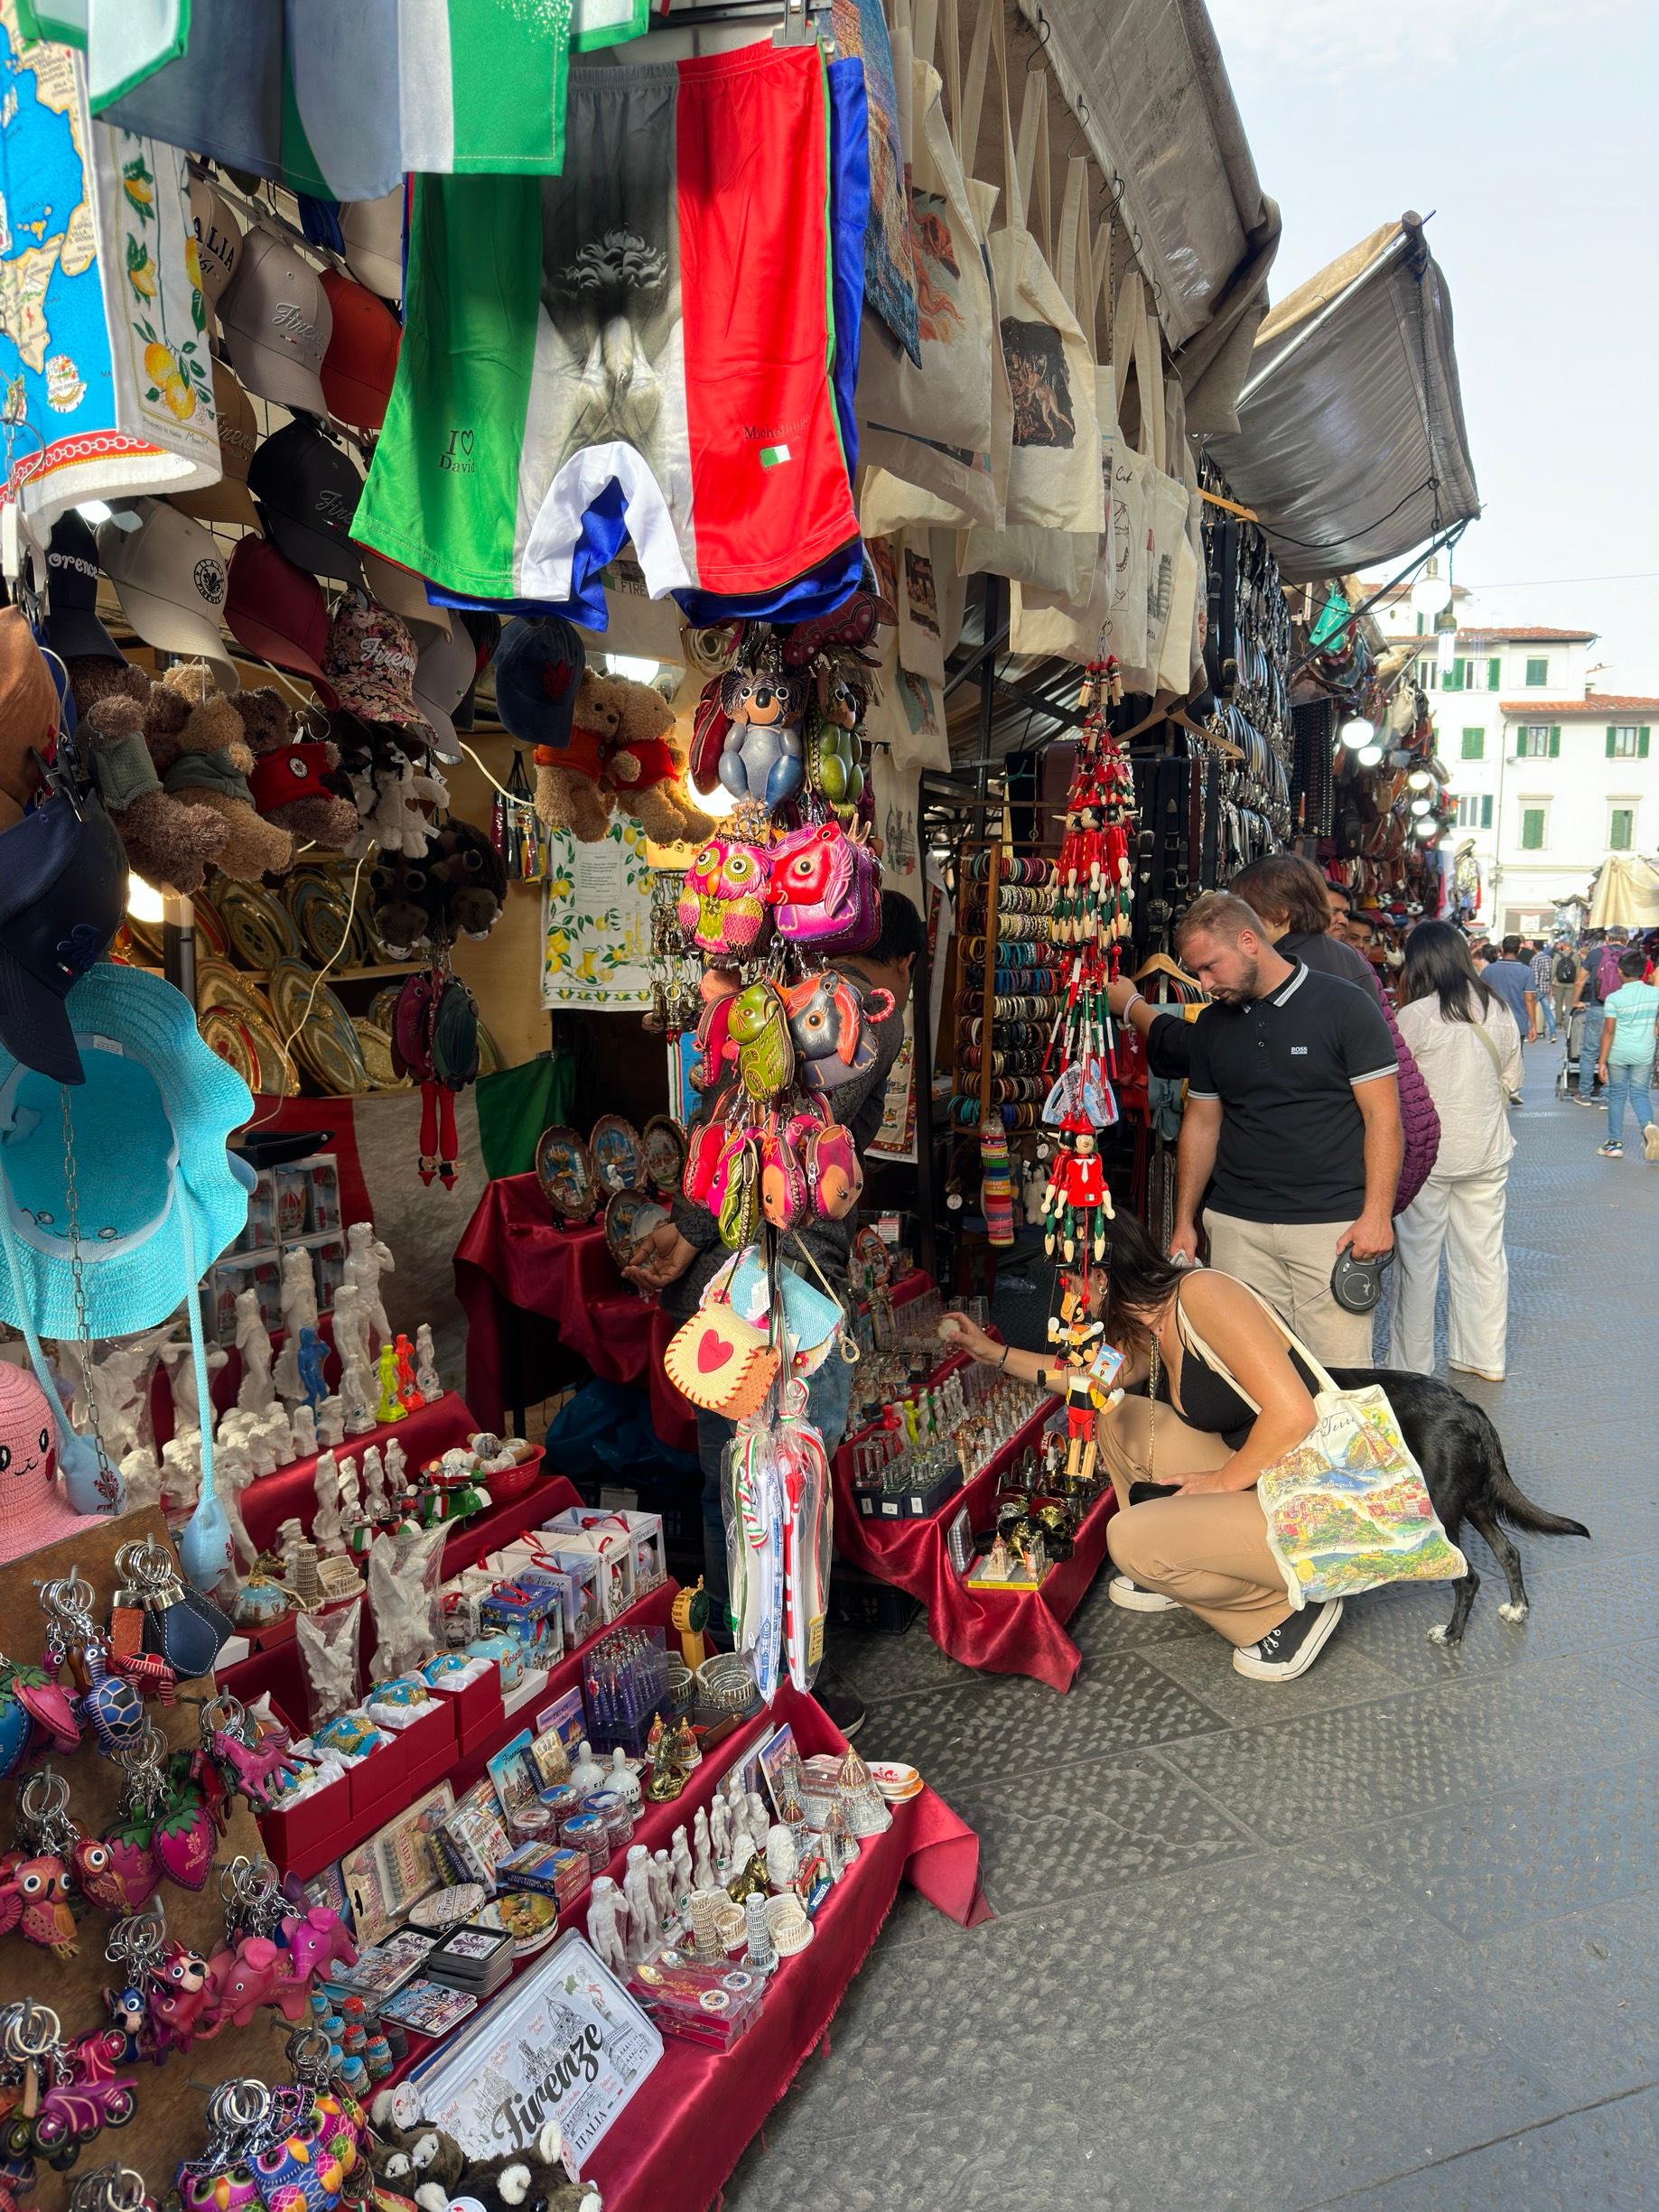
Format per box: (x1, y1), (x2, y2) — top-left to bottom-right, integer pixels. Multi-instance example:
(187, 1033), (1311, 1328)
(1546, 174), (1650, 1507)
(97, 501), (239, 695)
(219, 226), (331, 415)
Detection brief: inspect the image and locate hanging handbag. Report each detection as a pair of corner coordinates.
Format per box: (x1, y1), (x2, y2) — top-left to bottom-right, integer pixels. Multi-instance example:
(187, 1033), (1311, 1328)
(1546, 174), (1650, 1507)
(1176, 1290), (1468, 1610)
(769, 819), (880, 953)
(1152, 367), (1204, 699)
(663, 1299), (780, 1420)
(955, 3), (1101, 582)
(856, 0), (1002, 533)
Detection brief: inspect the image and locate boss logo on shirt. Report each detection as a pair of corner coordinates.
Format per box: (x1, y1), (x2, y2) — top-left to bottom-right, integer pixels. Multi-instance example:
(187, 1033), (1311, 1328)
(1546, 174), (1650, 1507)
(1290, 1046), (1308, 1055)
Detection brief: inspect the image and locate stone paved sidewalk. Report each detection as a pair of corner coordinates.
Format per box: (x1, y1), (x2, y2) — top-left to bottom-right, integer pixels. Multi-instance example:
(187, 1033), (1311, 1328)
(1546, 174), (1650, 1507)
(724, 1047), (1659, 2212)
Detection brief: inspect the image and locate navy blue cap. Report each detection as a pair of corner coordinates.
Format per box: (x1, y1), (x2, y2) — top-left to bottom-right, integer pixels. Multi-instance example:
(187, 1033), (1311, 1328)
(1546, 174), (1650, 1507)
(492, 618), (585, 751)
(0, 794), (129, 1085)
(43, 514), (122, 663)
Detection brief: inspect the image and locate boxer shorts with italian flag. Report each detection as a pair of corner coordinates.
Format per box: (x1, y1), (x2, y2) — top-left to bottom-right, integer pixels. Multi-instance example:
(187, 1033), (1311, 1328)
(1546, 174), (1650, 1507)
(354, 42), (858, 607)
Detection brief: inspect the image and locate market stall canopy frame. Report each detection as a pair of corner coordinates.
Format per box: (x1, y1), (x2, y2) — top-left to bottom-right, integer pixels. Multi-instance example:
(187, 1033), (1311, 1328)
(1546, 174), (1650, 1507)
(1207, 216), (1480, 584)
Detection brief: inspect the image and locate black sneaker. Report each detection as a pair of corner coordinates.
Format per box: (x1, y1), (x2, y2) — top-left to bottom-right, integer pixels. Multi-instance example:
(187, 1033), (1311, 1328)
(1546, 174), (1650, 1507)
(815, 1683), (867, 1740)
(1108, 1574), (1179, 1613)
(1232, 1597), (1344, 1682)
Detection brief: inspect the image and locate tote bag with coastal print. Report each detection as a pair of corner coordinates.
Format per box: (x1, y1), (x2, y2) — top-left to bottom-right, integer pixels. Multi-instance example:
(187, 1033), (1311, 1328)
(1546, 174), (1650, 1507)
(955, 0), (1098, 584)
(1108, 267), (1185, 690)
(856, 0), (1003, 533)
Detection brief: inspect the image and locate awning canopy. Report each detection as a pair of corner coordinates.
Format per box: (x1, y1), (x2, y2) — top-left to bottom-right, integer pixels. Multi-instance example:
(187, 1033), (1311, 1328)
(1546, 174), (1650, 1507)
(1589, 856), (1659, 930)
(1014, 0), (1280, 435)
(1207, 218), (1480, 585)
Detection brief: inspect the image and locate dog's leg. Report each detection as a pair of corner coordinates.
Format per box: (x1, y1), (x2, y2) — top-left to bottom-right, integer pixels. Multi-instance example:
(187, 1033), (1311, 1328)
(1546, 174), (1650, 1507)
(1469, 1510), (1529, 1622)
(1430, 1564), (1478, 1646)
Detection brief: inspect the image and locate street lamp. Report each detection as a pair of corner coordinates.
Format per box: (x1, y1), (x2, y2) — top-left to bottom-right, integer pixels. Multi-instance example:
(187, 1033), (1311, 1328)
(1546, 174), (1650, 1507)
(1411, 556), (1453, 617)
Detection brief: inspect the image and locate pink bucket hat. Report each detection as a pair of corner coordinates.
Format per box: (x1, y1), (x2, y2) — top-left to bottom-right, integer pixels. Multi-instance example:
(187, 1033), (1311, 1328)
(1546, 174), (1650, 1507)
(0, 1362), (108, 1566)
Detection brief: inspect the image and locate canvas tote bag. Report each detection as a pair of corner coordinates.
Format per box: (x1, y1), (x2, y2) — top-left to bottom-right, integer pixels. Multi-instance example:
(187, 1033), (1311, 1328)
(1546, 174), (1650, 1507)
(1174, 1289), (1468, 1610)
(857, 0), (1006, 534)
(955, 0), (1099, 585)
(1152, 366), (1205, 697)
(1009, 163), (1121, 662)
(1109, 269), (1185, 692)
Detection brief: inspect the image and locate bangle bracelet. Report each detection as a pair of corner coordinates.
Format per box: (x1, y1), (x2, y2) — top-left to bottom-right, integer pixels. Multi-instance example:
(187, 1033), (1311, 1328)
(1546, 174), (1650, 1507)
(1123, 991), (1145, 1019)
(999, 1344), (1010, 1371)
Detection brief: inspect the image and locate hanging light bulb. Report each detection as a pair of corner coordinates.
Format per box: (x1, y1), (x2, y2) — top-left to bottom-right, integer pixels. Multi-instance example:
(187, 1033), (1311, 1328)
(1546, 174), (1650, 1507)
(126, 872), (164, 923)
(1407, 768), (1433, 791)
(1356, 742), (1384, 767)
(1340, 716), (1375, 750)
(1411, 794), (1435, 816)
(1414, 823), (1439, 844)
(1411, 555), (1453, 618)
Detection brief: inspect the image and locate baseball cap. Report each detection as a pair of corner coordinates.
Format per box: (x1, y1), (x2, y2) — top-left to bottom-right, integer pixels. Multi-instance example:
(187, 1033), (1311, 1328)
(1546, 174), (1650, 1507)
(340, 187), (405, 302)
(494, 618), (586, 750)
(412, 624), (477, 765)
(219, 226), (331, 415)
(322, 601), (431, 733)
(320, 269), (401, 434)
(171, 361), (259, 530)
(0, 791), (127, 1086)
(247, 416), (364, 588)
(188, 174), (243, 323)
(225, 534), (339, 708)
(42, 513), (121, 663)
(362, 549), (450, 644)
(96, 501), (238, 694)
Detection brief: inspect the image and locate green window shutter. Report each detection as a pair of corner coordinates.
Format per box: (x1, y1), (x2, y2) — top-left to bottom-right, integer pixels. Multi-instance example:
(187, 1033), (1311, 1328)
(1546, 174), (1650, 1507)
(1516, 728), (1528, 757)
(1608, 727), (1617, 757)
(1549, 726), (1561, 757)
(1415, 612), (1424, 635)
(1488, 657), (1501, 689)
(1481, 795), (1493, 828)
(1642, 727), (1652, 758)
(1522, 809), (1544, 850)
(1461, 727), (1483, 759)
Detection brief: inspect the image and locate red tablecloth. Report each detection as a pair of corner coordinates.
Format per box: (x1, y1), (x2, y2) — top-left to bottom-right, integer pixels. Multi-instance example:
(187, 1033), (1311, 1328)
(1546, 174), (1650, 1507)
(453, 1176), (696, 1452)
(833, 1408), (1116, 1693)
(368, 1576), (984, 2212)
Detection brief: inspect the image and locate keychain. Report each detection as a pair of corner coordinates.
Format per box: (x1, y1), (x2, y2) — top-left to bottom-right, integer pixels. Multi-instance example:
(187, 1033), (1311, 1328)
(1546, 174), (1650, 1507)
(197, 1695), (317, 1813)
(0, 2001), (137, 2171)
(102, 1906), (213, 2059)
(175, 2077), (364, 2212)
(114, 1539), (233, 1686)
(38, 1575), (144, 1760)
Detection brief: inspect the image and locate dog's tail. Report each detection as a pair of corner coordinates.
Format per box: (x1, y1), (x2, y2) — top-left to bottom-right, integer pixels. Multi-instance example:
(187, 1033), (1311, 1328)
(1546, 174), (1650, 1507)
(1490, 1458), (1590, 1540)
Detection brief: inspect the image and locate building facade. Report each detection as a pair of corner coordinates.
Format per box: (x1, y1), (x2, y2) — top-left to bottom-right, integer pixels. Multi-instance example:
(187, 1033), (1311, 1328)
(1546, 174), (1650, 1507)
(1380, 599), (1659, 935)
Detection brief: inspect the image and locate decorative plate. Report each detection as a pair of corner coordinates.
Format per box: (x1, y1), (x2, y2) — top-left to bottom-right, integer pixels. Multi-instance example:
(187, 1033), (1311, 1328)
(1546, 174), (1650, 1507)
(353, 1020), (408, 1091)
(478, 1890), (561, 1955)
(639, 1114), (685, 1194)
(536, 1125), (597, 1223)
(367, 984), (405, 1031)
(196, 957), (275, 1025)
(200, 1008), (261, 1093)
(191, 887), (229, 960)
(408, 1882), (489, 1934)
(269, 960), (369, 1096)
(218, 877), (302, 970)
(588, 1113), (643, 1194)
(288, 873), (359, 968)
(239, 1012), (298, 1099)
(120, 911), (164, 963)
(867, 1761), (922, 1801)
(603, 1189), (667, 1269)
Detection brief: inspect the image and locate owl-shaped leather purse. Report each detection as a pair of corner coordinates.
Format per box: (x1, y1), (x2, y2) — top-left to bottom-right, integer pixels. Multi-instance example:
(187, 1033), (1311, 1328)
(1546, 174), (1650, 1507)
(769, 819), (879, 953)
(676, 834), (775, 959)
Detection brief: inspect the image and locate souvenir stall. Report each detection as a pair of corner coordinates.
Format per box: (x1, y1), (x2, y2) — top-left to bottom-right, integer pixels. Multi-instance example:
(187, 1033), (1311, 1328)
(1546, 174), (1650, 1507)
(0, 1), (1494, 2206)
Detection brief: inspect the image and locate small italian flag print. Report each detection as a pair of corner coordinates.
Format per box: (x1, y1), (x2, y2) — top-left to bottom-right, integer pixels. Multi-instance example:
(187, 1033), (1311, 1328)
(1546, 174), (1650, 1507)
(760, 444), (792, 469)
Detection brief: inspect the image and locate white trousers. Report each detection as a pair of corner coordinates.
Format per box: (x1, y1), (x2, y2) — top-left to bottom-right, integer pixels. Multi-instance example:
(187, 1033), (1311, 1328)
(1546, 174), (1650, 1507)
(1388, 1164), (1510, 1379)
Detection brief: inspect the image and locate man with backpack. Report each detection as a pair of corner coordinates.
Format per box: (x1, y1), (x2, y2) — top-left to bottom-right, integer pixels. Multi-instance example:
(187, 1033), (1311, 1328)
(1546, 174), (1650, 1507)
(1570, 931), (1627, 1105)
(1529, 939), (1561, 1041)
(1548, 938), (1580, 1042)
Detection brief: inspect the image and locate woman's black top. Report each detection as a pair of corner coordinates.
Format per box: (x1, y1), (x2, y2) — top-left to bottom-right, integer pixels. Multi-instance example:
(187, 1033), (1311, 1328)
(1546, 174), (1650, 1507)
(1152, 1278), (1321, 1448)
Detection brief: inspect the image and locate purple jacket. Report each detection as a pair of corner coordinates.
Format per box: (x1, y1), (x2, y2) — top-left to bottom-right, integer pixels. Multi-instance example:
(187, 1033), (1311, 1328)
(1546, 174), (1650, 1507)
(1280, 933), (1440, 1213)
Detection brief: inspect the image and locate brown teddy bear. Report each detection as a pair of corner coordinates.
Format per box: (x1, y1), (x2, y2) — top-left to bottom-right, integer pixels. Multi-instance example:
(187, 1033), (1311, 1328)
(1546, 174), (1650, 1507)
(532, 667), (614, 845)
(237, 686), (359, 850)
(68, 655), (230, 894)
(155, 664), (294, 880)
(598, 671), (713, 845)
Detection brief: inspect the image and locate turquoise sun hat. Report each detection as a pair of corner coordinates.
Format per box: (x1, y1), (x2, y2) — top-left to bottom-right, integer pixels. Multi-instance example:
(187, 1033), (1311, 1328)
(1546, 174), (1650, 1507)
(0, 964), (254, 1582)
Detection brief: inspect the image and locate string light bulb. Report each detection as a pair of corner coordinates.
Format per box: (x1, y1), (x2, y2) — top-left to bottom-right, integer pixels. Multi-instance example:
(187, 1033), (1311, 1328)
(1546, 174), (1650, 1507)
(1411, 556), (1453, 617)
(1340, 716), (1375, 750)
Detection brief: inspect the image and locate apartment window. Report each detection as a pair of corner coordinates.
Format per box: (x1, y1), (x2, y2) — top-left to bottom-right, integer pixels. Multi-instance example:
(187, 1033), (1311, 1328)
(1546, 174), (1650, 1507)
(1610, 808), (1636, 851)
(1515, 724), (1558, 759)
(1415, 656), (1438, 690)
(1487, 657), (1502, 690)
(1606, 724), (1650, 759)
(1520, 806), (1546, 850)
(1460, 727), (1484, 759)
(1524, 656), (1549, 686)
(1456, 795), (1494, 829)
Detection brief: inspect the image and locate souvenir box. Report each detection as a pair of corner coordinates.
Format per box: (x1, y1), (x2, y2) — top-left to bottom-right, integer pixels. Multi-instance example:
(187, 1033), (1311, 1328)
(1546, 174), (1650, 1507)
(480, 1581), (566, 1670)
(560, 1506), (666, 1595)
(207, 1248), (284, 1344)
(233, 1169), (279, 1254)
(541, 1514), (634, 1621)
(855, 1462), (963, 1520)
(425, 1660), (506, 1752)
(525, 1555), (603, 1647)
(348, 1730), (410, 1823)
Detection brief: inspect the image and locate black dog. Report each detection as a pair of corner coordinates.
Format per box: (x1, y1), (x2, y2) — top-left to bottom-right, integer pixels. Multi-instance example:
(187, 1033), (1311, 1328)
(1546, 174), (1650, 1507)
(1330, 1368), (1589, 1644)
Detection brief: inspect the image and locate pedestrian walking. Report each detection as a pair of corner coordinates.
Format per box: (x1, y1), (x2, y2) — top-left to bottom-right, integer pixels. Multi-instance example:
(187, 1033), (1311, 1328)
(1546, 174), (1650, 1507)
(1483, 935), (1539, 1041)
(1170, 892), (1403, 1365)
(1389, 922), (1521, 1382)
(1528, 939), (1558, 1042)
(1547, 936), (1580, 1043)
(1594, 949), (1659, 1159)
(1570, 930), (1624, 1105)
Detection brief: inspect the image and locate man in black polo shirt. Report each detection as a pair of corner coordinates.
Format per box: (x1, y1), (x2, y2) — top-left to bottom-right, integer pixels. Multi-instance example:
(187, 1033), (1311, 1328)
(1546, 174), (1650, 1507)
(1170, 891), (1403, 1363)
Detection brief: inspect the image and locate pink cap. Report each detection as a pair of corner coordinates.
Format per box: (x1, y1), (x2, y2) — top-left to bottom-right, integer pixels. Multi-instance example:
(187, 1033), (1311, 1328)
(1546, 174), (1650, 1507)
(0, 1363), (106, 1567)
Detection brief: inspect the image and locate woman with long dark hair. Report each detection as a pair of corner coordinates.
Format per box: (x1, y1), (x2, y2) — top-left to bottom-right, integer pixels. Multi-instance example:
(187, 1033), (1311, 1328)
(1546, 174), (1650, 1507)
(1389, 920), (1521, 1380)
(943, 1212), (1347, 1685)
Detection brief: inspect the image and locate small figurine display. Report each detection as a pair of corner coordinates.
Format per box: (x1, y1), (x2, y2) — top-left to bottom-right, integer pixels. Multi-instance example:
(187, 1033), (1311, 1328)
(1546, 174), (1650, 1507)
(344, 1221), (395, 1353)
(273, 1245), (320, 1401)
(235, 1288), (276, 1411)
(415, 1323), (442, 1403)
(394, 1332), (421, 1413)
(297, 1324), (329, 1410)
(375, 1343), (407, 1425)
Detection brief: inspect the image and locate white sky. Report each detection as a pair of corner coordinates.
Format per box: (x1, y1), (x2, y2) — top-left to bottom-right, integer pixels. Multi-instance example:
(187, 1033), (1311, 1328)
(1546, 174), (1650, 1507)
(1205, 0), (1659, 693)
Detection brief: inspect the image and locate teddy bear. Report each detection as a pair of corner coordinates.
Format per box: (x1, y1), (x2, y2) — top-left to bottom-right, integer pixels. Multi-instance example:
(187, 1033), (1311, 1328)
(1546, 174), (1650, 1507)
(68, 655), (230, 894)
(532, 674), (613, 845)
(154, 663), (295, 880)
(597, 672), (713, 846)
(237, 685), (359, 850)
